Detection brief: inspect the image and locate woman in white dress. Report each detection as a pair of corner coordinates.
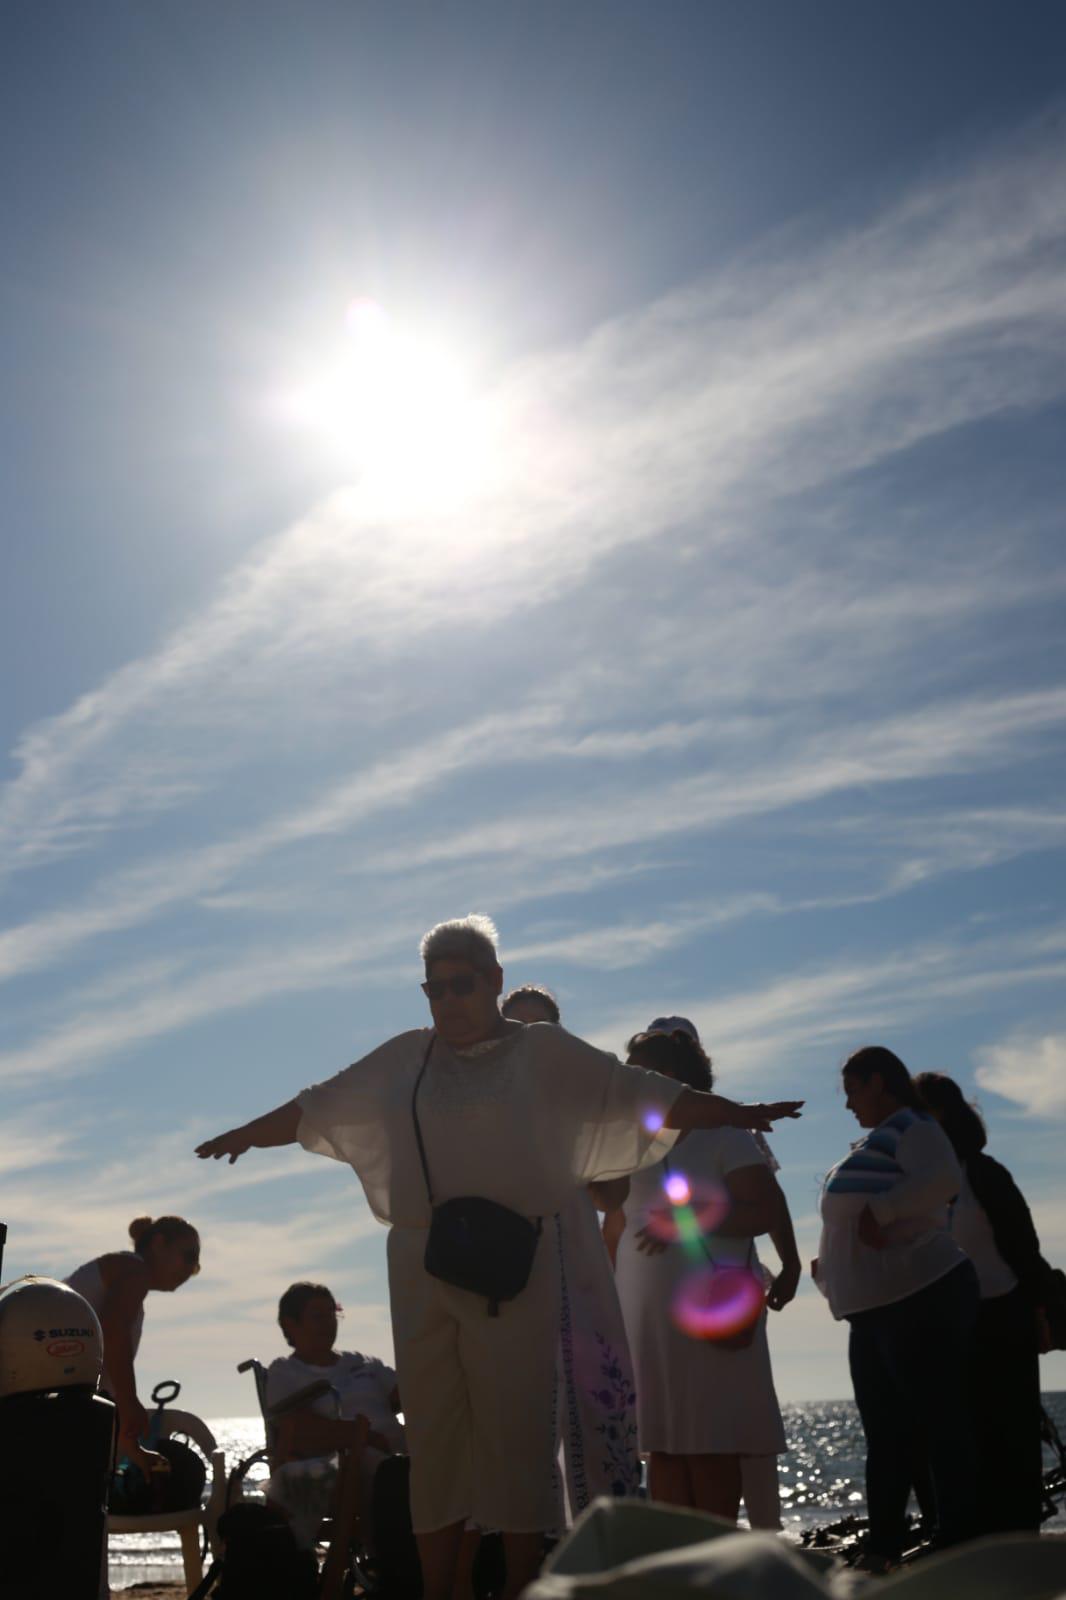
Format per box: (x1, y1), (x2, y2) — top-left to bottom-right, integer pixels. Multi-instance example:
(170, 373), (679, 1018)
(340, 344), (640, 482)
(501, 984), (641, 1511)
(196, 915), (801, 1600)
(609, 1030), (788, 1523)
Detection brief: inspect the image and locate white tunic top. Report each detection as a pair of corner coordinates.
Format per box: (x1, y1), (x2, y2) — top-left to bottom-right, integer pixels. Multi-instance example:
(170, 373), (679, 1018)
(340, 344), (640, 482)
(295, 1022), (683, 1534)
(297, 1023), (683, 1224)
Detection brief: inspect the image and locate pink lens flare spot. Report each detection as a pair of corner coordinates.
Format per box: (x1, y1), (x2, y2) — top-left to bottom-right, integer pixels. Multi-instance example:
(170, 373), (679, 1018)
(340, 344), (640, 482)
(670, 1264), (766, 1342)
(642, 1110), (665, 1134)
(664, 1172), (691, 1206)
(641, 1176), (731, 1244)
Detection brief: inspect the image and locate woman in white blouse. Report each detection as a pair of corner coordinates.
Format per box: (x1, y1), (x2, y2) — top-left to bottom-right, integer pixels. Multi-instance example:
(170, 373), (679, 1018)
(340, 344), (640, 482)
(815, 1046), (976, 1571)
(197, 915), (801, 1600)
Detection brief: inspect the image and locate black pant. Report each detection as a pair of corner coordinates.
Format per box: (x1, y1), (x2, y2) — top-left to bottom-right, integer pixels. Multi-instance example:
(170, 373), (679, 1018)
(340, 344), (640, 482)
(848, 1261), (979, 1557)
(974, 1286), (1043, 1533)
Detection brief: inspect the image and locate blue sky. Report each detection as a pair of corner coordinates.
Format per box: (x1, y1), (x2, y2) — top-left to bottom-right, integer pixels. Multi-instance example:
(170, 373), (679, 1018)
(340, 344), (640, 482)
(2, 1), (1065, 1411)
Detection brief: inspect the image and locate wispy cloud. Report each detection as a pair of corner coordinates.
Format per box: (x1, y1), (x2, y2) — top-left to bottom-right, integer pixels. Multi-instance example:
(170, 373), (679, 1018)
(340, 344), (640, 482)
(975, 1031), (1066, 1117)
(2, 110), (1065, 882)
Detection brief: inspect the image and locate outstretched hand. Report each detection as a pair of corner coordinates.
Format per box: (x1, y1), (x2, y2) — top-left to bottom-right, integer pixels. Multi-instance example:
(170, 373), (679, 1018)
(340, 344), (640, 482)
(736, 1100), (804, 1131)
(195, 1127), (253, 1165)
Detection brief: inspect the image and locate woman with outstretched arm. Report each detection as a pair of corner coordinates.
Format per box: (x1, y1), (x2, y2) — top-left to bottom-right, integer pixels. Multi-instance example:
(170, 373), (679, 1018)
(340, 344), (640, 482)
(197, 915), (801, 1600)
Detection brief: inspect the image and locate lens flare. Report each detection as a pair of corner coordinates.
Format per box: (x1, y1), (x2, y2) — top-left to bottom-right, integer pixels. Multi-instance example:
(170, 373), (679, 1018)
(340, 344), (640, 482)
(671, 1265), (766, 1342)
(641, 1176), (730, 1244)
(642, 1110), (665, 1134)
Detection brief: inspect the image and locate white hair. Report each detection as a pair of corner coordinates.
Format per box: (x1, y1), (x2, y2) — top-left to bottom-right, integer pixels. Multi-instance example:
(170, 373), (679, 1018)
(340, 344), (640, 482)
(420, 914), (500, 974)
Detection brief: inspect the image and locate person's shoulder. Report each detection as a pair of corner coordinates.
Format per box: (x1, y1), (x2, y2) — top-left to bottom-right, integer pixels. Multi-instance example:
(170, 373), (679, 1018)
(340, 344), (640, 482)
(363, 1027), (431, 1059)
(266, 1353), (302, 1378)
(264, 1353), (304, 1398)
(100, 1251), (149, 1286)
(968, 1150), (1022, 1196)
(708, 1125), (763, 1162)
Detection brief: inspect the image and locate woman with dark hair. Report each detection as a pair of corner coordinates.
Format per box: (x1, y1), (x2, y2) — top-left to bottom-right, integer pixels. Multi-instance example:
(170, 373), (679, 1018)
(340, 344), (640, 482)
(915, 1072), (1047, 1533)
(815, 1046), (977, 1571)
(608, 1029), (788, 1524)
(67, 1214), (201, 1470)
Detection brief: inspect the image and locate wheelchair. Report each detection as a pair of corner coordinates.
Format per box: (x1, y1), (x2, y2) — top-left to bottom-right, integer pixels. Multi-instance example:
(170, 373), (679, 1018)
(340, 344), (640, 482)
(236, 1357), (422, 1599)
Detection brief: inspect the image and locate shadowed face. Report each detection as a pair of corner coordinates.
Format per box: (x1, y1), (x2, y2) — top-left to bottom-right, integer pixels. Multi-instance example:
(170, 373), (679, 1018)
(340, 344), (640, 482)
(423, 956), (503, 1049)
(148, 1229), (201, 1292)
(283, 1293), (338, 1364)
(843, 1069), (893, 1129)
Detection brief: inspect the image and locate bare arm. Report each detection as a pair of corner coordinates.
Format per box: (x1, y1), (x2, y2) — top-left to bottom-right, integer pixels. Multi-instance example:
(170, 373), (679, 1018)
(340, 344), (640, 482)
(196, 1099), (302, 1165)
(665, 1087), (803, 1134)
(765, 1178), (802, 1311)
(99, 1259), (149, 1430)
(587, 1177), (630, 1213)
(273, 1410), (371, 1467)
(716, 1163), (779, 1237)
(602, 1207), (626, 1268)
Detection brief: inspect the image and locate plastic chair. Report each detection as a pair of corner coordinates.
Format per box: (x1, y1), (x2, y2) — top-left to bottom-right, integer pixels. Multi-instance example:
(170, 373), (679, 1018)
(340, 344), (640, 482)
(107, 1408), (227, 1596)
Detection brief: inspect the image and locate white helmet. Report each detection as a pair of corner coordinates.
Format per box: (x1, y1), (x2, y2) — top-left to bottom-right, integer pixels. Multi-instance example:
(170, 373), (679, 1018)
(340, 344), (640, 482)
(0, 1277), (104, 1396)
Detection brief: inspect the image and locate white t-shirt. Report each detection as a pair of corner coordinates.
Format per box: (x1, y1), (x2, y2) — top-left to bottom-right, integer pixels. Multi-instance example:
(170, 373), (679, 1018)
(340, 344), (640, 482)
(265, 1350), (405, 1453)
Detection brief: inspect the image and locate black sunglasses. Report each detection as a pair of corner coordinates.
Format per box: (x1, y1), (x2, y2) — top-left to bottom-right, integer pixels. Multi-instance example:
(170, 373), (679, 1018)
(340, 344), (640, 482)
(421, 975), (479, 1000)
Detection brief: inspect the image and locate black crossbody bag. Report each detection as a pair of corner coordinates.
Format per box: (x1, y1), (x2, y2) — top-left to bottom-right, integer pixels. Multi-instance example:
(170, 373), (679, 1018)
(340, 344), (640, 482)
(413, 1035), (543, 1317)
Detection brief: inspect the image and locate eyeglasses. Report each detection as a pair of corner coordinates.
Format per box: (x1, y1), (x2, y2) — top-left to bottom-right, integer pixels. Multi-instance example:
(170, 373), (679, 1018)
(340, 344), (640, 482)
(421, 975), (478, 1000)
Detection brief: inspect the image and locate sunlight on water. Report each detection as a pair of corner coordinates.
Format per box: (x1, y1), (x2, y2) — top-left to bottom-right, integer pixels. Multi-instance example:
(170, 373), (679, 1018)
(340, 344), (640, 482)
(109, 1396), (1066, 1583)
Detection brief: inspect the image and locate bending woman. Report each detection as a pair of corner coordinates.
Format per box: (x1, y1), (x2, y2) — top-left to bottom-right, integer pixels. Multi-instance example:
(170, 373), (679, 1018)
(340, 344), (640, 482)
(67, 1215), (201, 1470)
(197, 915), (801, 1600)
(916, 1072), (1048, 1533)
(815, 1046), (976, 1571)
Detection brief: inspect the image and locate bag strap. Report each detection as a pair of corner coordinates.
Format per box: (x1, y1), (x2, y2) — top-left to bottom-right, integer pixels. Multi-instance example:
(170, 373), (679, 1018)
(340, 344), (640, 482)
(186, 1560), (222, 1600)
(662, 1152), (753, 1271)
(411, 1034), (437, 1206)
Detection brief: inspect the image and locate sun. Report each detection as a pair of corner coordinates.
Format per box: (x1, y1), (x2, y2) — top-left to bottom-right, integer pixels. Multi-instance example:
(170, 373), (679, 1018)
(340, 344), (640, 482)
(273, 299), (492, 513)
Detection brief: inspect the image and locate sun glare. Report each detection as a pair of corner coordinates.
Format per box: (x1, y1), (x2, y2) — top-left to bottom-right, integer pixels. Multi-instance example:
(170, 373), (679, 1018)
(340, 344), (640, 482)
(273, 299), (492, 513)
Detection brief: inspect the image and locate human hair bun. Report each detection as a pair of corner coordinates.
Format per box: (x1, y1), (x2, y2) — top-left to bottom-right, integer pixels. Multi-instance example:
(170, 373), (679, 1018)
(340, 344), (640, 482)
(128, 1216), (154, 1246)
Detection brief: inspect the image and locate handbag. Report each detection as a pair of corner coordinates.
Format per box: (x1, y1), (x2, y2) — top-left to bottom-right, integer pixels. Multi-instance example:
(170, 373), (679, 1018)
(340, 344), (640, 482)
(413, 1035), (543, 1316)
(662, 1154), (765, 1350)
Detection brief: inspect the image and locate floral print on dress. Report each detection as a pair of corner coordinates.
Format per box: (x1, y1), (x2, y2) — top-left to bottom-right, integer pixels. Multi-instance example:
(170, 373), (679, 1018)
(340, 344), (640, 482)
(587, 1331), (641, 1496)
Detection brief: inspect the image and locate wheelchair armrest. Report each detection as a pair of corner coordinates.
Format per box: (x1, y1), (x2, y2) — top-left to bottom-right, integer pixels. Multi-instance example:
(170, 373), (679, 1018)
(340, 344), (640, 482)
(267, 1378), (335, 1417)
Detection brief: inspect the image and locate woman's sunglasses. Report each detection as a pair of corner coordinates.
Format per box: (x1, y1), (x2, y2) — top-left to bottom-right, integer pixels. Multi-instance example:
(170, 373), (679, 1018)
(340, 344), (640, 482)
(421, 975), (479, 1000)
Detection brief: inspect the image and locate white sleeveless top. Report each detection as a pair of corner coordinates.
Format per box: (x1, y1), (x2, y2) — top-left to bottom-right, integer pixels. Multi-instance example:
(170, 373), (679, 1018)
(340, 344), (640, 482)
(66, 1252), (145, 1395)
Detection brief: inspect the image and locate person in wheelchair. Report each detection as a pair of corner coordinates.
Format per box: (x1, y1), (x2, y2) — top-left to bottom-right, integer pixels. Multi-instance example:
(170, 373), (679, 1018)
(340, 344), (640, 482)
(265, 1281), (406, 1552)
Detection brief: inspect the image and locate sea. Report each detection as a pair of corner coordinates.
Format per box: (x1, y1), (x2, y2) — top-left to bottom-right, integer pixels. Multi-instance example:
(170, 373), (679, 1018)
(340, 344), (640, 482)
(109, 1392), (1066, 1589)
